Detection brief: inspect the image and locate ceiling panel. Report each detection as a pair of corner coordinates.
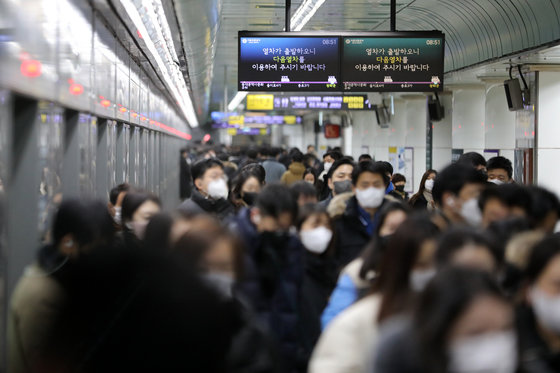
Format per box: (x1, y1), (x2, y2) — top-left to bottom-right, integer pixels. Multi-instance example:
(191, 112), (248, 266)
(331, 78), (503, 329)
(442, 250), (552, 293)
(175, 0), (560, 126)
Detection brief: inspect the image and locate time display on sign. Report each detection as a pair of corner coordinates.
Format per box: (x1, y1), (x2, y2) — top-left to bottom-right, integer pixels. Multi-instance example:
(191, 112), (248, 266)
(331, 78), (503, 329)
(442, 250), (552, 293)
(238, 32), (341, 92)
(341, 32), (444, 92)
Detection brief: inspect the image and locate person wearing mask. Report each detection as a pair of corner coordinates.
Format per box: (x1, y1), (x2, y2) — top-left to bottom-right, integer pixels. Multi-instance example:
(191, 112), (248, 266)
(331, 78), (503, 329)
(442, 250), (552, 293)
(391, 173), (409, 201)
(261, 147), (286, 184)
(373, 267), (517, 373)
(377, 161), (402, 200)
(169, 220), (280, 373)
(297, 204), (338, 348)
(517, 234), (560, 372)
(107, 183), (130, 228)
(290, 181), (318, 207)
(321, 202), (410, 329)
(317, 150), (343, 200)
(431, 163), (487, 229)
(487, 156), (514, 184)
(309, 216), (440, 373)
(479, 184), (532, 228)
(232, 184), (307, 372)
(120, 192), (162, 253)
(8, 199), (117, 373)
(317, 157), (355, 209)
(303, 167), (318, 186)
(178, 158), (234, 220)
(281, 149), (306, 186)
(408, 169), (437, 211)
(318, 150), (343, 181)
(229, 164), (266, 212)
(331, 161), (390, 269)
(179, 148), (193, 200)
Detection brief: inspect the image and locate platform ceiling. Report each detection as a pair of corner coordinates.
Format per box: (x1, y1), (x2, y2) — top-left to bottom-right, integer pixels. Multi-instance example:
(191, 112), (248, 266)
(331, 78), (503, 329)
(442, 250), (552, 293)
(174, 0), (560, 124)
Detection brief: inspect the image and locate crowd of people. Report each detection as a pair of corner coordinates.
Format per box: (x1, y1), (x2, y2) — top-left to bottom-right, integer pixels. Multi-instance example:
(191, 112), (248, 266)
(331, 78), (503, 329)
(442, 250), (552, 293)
(7, 144), (560, 373)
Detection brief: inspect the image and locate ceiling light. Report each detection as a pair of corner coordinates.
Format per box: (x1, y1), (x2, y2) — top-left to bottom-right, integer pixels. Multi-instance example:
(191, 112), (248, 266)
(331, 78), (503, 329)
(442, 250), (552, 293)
(228, 92), (248, 111)
(120, 0), (199, 127)
(290, 0), (326, 31)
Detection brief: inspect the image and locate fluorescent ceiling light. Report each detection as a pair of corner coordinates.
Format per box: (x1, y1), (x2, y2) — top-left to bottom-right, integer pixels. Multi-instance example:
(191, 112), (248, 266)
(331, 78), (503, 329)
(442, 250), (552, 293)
(120, 0), (199, 127)
(228, 91), (248, 111)
(290, 0), (326, 31)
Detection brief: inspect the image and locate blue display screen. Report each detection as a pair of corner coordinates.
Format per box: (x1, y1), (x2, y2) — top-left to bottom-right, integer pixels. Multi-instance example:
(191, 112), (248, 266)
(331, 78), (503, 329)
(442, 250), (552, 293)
(238, 33), (340, 92)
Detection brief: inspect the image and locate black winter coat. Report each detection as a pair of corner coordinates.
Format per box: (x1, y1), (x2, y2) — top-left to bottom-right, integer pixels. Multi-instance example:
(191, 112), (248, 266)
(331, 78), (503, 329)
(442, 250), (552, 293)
(178, 190), (234, 220)
(232, 208), (308, 372)
(332, 196), (381, 271)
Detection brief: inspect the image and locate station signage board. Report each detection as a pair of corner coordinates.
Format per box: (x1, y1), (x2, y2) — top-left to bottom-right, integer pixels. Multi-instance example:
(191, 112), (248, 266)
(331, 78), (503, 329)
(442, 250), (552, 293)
(341, 32), (444, 92)
(238, 32), (341, 91)
(238, 31), (444, 93)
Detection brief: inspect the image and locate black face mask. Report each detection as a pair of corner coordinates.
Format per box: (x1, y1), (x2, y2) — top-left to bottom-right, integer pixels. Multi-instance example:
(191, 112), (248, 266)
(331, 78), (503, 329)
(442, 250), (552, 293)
(333, 180), (353, 195)
(242, 192), (258, 206)
(477, 169), (488, 179)
(395, 185), (405, 192)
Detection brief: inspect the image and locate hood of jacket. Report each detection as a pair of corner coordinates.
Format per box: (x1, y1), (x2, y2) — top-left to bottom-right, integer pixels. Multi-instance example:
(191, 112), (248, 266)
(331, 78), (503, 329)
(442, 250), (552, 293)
(288, 162), (306, 175)
(327, 192), (355, 219)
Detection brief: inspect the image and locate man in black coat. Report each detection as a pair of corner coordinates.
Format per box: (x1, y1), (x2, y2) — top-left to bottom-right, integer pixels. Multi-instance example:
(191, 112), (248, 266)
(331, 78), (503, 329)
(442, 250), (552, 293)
(178, 158), (234, 220)
(332, 161), (390, 270)
(231, 184), (308, 372)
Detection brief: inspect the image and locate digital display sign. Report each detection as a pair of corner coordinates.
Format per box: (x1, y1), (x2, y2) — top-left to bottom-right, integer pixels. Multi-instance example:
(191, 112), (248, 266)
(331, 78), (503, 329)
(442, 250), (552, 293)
(259, 95), (373, 110)
(341, 32), (444, 92)
(238, 32), (341, 92)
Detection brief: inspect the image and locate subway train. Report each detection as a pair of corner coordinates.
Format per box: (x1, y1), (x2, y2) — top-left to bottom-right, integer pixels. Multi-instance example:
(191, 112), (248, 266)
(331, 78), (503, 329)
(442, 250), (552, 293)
(1, 0), (560, 371)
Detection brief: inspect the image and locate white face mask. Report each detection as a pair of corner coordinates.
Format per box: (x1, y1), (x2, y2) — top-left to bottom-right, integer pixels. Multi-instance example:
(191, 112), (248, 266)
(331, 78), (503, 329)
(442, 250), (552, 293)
(356, 187), (385, 209)
(460, 198), (482, 227)
(424, 179), (434, 192)
(300, 226), (333, 254)
(113, 206), (122, 225)
(203, 272), (234, 298)
(323, 162), (333, 172)
(529, 287), (560, 334)
(448, 330), (517, 373)
(207, 178), (228, 200)
(410, 268), (436, 292)
(489, 179), (505, 185)
(125, 220), (149, 239)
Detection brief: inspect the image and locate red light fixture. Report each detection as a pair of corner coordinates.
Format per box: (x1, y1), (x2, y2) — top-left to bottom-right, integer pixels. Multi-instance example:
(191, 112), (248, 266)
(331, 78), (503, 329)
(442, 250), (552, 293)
(203, 134), (211, 142)
(131, 112), (138, 118)
(149, 120), (155, 125)
(69, 83), (84, 96)
(20, 59), (42, 78)
(100, 99), (111, 108)
(119, 107), (127, 113)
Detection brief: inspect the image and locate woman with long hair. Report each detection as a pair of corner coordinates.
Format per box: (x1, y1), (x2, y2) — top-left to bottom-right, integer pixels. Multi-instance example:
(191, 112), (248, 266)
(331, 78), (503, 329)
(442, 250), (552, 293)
(409, 169), (437, 211)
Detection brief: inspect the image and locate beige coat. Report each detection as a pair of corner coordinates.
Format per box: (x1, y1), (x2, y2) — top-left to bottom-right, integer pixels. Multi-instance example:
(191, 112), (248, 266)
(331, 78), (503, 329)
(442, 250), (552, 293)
(308, 294), (382, 373)
(7, 263), (67, 373)
(280, 162), (306, 186)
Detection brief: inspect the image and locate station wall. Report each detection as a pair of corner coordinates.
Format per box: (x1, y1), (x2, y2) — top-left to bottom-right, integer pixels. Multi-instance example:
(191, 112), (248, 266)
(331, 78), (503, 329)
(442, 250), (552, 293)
(537, 71), (560, 198)
(273, 80), (524, 194)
